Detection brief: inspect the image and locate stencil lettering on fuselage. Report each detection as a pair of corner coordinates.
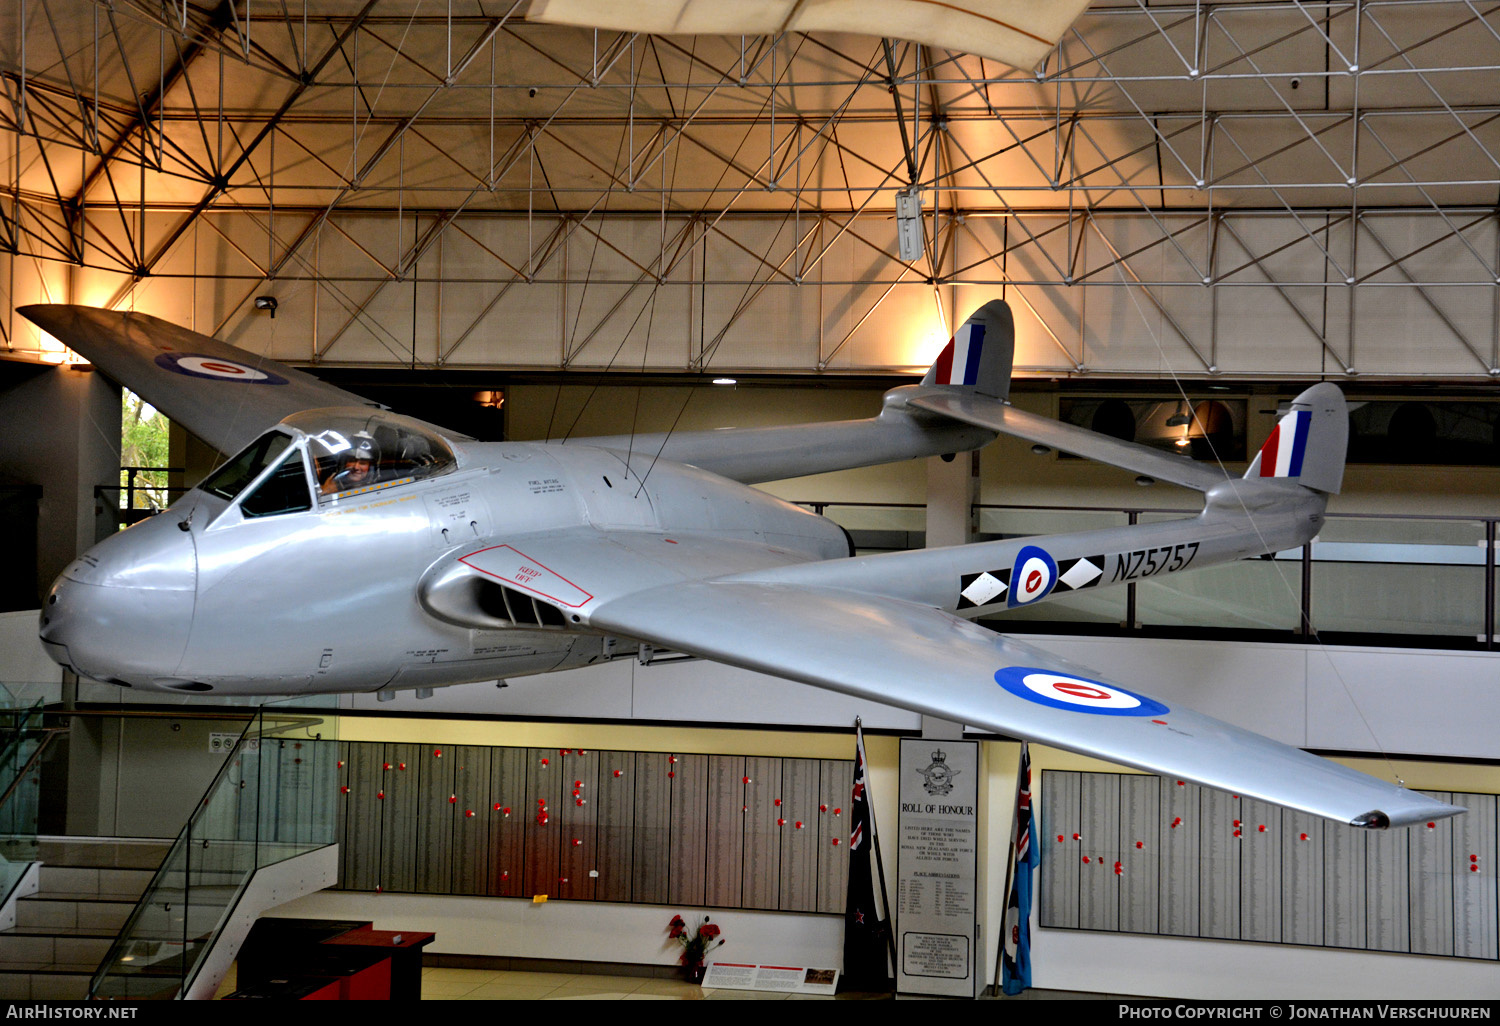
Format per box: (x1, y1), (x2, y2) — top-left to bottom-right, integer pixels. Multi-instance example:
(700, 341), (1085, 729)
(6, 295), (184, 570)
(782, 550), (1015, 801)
(1109, 542), (1200, 583)
(459, 545), (593, 608)
(425, 490), (488, 548)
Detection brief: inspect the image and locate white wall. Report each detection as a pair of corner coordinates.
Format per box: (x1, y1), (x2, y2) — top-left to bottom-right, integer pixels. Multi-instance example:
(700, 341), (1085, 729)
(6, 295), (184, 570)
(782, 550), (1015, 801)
(338, 635), (1499, 763)
(1030, 929), (1500, 1000)
(266, 890), (843, 972)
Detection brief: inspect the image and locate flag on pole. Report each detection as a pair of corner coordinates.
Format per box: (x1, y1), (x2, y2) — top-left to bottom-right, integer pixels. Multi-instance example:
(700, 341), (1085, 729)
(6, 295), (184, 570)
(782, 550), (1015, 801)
(840, 724), (891, 992)
(1001, 742), (1036, 995)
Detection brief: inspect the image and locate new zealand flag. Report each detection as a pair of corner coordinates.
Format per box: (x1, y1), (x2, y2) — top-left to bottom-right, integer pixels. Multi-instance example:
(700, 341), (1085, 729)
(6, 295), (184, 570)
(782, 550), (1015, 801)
(840, 727), (891, 992)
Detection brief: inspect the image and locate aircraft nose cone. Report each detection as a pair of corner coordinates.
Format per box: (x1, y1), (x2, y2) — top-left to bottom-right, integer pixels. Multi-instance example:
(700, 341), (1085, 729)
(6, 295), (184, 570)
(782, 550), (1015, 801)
(39, 514), (196, 686)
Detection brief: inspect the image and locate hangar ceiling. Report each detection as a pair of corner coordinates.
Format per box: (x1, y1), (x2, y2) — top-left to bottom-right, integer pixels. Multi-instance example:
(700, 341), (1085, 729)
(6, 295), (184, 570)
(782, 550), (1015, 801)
(3, 1), (1500, 380)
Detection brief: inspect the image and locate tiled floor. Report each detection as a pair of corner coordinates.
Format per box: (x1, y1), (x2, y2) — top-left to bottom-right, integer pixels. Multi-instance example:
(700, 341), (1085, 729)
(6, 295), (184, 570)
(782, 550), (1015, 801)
(410, 969), (1108, 1001)
(215, 963), (929, 1000)
(421, 968), (758, 1000)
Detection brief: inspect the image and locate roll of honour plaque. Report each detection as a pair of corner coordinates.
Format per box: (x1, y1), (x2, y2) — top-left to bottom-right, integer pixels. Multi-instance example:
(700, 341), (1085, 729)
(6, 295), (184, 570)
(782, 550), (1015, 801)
(896, 739), (980, 997)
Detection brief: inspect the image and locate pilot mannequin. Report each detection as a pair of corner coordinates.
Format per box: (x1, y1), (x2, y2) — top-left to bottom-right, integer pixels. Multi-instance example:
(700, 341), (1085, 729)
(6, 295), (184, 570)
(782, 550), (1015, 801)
(321, 432), (380, 494)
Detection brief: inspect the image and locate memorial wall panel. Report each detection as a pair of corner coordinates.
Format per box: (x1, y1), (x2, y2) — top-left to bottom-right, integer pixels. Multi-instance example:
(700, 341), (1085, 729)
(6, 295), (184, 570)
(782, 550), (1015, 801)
(1199, 790), (1240, 939)
(779, 758), (822, 913)
(1040, 770), (1081, 930)
(1324, 820), (1367, 949)
(341, 742), (383, 891)
(416, 743), (456, 894)
(262, 738), (322, 845)
(632, 750), (673, 904)
(595, 750), (635, 903)
(705, 756), (745, 908)
(1240, 799), (1282, 943)
(1453, 793), (1498, 960)
(1283, 810), (1324, 947)
(668, 753), (709, 906)
(524, 747), (565, 898)
(452, 746), (492, 895)
(334, 742), (352, 887)
(557, 748), (600, 902)
(380, 742), (422, 894)
(817, 759), (852, 914)
(1119, 775), (1158, 935)
(1041, 770), (1500, 965)
(489, 747), (527, 896)
(743, 756), (782, 910)
(1408, 792), (1454, 957)
(1366, 825), (1410, 952)
(1078, 772), (1120, 933)
(1160, 778), (1200, 937)
(332, 738), (852, 912)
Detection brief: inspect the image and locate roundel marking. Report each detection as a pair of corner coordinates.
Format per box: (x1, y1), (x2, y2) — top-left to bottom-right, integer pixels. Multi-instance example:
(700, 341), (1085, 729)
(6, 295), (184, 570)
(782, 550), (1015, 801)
(1051, 681), (1111, 701)
(154, 352), (288, 384)
(993, 666), (1170, 717)
(1007, 545), (1057, 607)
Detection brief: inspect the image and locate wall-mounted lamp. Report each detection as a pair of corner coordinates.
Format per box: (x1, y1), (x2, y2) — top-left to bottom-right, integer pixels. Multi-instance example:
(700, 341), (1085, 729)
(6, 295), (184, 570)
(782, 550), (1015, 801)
(254, 295), (279, 318)
(895, 187), (924, 262)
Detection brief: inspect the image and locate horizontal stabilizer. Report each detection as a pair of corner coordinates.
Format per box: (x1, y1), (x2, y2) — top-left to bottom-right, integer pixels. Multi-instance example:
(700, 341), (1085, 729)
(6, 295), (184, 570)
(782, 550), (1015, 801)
(909, 391), (1233, 493)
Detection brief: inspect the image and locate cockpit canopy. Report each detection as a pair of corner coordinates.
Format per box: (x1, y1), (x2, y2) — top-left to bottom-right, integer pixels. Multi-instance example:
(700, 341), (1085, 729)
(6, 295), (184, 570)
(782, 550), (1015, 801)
(197, 408), (458, 519)
(285, 408), (458, 498)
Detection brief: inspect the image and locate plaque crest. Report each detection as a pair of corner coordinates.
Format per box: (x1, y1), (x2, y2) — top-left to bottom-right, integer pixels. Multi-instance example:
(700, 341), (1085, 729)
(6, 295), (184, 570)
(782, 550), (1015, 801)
(916, 749), (960, 797)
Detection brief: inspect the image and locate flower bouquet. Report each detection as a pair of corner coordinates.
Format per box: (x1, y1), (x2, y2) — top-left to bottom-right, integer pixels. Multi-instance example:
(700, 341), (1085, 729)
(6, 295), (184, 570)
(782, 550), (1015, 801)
(667, 914), (725, 982)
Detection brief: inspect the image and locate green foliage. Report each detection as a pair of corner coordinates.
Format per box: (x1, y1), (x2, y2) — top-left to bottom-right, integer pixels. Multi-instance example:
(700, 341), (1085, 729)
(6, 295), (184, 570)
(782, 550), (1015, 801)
(121, 390), (171, 510)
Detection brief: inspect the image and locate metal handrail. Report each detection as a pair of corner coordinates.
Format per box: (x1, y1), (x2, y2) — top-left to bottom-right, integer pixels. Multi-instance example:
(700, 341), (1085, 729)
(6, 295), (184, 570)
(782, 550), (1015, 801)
(88, 709), (336, 1001)
(0, 728), (64, 811)
(792, 499), (1499, 650)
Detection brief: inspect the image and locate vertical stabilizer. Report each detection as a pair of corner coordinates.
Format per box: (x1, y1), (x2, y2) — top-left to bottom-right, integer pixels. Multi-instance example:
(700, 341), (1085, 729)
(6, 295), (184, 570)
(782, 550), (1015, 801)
(920, 299), (1015, 399)
(1245, 382), (1348, 494)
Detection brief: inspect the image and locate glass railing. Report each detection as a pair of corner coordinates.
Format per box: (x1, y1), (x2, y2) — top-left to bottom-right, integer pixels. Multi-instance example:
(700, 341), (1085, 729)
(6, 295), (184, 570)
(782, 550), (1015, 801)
(88, 702), (340, 1000)
(0, 684), (59, 903)
(795, 500), (1500, 649)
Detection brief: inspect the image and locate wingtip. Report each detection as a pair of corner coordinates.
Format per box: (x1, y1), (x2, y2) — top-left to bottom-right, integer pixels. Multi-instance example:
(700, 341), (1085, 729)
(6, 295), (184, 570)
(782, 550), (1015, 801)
(1359, 800), (1468, 830)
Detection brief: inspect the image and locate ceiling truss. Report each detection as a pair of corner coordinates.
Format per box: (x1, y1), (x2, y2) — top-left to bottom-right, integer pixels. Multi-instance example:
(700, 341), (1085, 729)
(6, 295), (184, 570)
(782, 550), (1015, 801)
(1, 1), (1498, 379)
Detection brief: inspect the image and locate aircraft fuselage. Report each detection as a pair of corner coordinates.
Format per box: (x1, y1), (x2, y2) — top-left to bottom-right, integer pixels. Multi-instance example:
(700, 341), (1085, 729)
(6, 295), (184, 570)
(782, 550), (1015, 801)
(40, 437), (848, 696)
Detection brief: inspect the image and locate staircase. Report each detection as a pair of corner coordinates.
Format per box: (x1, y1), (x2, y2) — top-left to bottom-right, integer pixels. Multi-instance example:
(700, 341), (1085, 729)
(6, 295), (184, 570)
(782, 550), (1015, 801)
(0, 840), (169, 1000)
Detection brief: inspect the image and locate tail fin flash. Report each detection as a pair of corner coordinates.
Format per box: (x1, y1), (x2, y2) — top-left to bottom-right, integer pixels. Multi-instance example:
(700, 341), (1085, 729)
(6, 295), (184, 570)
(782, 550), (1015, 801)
(921, 299), (1015, 399)
(1245, 382), (1348, 494)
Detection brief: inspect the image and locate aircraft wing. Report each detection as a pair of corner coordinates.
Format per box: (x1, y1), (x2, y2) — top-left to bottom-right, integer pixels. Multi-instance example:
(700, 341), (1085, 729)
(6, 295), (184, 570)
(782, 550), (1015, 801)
(587, 579), (1462, 829)
(17, 304), (381, 455)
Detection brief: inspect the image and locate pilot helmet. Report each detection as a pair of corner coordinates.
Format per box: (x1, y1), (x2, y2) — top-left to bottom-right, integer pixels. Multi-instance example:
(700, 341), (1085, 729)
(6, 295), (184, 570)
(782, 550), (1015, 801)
(348, 431), (378, 463)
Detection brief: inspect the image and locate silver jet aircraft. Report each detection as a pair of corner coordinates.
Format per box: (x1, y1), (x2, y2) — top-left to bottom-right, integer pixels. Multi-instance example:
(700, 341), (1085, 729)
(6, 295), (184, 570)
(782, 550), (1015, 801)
(21, 300), (1461, 829)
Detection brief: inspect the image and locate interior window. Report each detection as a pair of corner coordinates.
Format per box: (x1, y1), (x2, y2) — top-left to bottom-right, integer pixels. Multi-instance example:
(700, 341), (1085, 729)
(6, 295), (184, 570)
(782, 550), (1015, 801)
(240, 449), (313, 518)
(200, 433), (293, 502)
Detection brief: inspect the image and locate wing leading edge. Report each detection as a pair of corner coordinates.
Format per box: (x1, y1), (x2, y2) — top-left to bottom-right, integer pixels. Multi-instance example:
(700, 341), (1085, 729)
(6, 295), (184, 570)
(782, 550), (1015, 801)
(587, 580), (1462, 829)
(18, 305), (380, 455)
